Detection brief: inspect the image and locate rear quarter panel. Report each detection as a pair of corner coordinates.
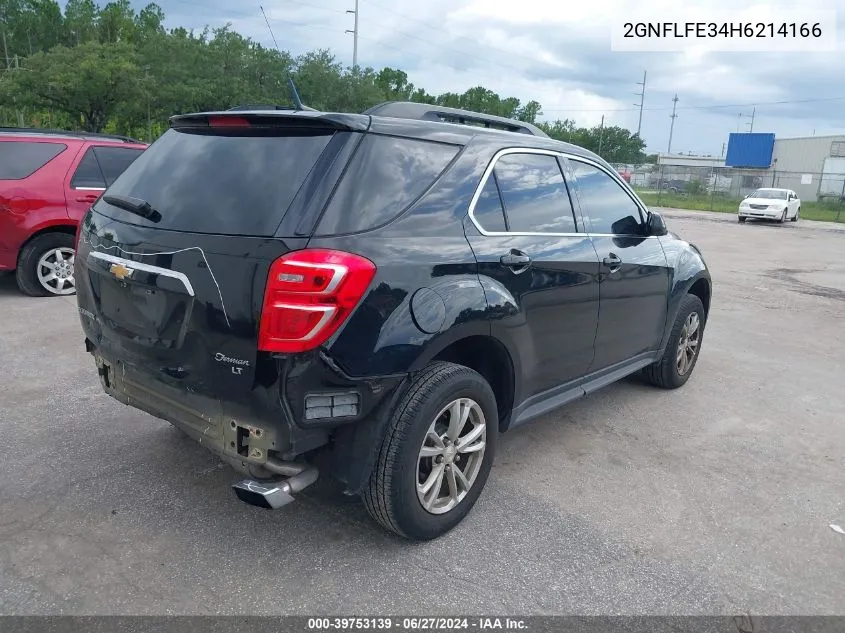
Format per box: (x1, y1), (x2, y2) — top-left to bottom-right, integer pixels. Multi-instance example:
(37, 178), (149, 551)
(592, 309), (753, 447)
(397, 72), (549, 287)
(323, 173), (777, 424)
(309, 141), (497, 378)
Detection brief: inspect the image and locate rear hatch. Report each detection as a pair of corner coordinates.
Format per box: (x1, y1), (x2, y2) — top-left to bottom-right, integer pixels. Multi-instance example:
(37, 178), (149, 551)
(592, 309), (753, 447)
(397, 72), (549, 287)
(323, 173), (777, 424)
(75, 112), (367, 400)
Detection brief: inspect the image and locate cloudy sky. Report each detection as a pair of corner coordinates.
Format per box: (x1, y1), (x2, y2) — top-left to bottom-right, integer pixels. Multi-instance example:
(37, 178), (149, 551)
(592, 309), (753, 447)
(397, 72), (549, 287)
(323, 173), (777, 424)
(124, 0), (844, 155)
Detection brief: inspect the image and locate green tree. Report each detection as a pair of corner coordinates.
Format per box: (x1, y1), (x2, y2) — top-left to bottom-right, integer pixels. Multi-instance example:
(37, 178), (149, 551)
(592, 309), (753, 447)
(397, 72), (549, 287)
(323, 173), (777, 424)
(98, 0), (135, 43)
(6, 41), (140, 131)
(0, 0), (652, 151)
(516, 100), (542, 123)
(375, 67), (415, 101)
(63, 0), (98, 46)
(135, 3), (165, 41)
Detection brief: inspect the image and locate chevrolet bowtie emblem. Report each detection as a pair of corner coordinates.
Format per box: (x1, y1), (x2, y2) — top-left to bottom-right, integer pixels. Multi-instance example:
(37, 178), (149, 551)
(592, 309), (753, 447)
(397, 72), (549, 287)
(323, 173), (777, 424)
(109, 263), (134, 281)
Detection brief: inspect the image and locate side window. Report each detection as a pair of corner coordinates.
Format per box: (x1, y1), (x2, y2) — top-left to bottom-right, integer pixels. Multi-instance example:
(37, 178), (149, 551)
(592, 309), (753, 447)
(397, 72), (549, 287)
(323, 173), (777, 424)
(493, 153), (577, 233)
(315, 134), (459, 235)
(92, 147), (144, 186)
(570, 160), (644, 235)
(0, 142), (67, 180)
(70, 147), (106, 189)
(471, 173), (507, 232)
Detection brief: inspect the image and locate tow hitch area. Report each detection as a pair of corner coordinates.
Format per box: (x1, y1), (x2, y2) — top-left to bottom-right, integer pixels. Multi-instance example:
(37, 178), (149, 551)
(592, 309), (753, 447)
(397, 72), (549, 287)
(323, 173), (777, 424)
(232, 460), (319, 509)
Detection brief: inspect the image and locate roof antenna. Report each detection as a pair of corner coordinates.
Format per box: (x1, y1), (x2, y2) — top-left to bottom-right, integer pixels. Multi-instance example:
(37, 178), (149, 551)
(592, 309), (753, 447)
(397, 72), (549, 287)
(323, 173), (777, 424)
(260, 5), (316, 112)
(287, 77), (317, 112)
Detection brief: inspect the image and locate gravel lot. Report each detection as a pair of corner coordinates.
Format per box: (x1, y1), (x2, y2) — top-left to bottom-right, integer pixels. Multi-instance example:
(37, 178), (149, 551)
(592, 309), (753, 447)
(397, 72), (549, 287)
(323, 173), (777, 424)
(1, 209), (843, 616)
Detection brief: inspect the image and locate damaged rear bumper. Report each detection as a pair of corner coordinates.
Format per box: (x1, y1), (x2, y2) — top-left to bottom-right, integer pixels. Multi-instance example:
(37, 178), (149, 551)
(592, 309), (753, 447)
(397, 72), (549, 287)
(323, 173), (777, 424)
(85, 340), (405, 480)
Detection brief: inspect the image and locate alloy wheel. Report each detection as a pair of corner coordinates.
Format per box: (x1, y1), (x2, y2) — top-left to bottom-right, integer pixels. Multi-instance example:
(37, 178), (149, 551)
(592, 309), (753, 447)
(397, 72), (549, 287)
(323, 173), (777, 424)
(36, 247), (76, 295)
(416, 397), (487, 515)
(676, 312), (701, 376)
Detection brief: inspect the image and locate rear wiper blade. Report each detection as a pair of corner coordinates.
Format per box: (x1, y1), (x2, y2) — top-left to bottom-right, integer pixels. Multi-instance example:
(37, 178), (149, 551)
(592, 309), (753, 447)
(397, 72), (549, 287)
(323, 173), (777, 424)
(102, 194), (162, 223)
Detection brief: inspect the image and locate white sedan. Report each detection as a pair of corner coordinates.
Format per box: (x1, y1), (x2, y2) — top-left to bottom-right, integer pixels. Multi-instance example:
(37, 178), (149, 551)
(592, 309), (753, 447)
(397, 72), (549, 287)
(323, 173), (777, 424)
(738, 188), (801, 223)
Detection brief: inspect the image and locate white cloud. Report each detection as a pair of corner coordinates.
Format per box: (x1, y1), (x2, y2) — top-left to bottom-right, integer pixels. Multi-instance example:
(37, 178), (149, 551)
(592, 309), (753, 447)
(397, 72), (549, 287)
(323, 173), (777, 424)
(156, 0), (845, 155)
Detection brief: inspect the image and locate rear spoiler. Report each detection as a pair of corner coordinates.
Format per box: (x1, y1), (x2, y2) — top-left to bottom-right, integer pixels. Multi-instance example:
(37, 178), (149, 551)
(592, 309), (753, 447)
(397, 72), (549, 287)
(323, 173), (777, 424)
(169, 110), (371, 133)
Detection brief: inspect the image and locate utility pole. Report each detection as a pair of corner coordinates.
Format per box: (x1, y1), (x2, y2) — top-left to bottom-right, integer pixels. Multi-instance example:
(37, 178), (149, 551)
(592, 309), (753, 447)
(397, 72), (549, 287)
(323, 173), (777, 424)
(2, 28), (9, 69)
(598, 114), (605, 155)
(346, 0), (359, 68)
(667, 94), (678, 154)
(749, 106), (756, 133)
(634, 70), (647, 137)
(14, 55), (23, 126)
(721, 142), (726, 158)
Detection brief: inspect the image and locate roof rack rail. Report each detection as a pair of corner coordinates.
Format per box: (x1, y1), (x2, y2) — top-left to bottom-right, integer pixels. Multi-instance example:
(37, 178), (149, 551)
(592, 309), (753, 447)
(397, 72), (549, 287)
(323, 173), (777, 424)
(0, 126), (143, 144)
(361, 102), (549, 138)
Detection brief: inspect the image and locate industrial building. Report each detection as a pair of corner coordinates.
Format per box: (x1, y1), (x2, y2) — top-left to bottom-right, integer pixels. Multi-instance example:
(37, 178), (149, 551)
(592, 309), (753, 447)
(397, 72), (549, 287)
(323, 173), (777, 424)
(656, 133), (845, 201)
(724, 132), (845, 201)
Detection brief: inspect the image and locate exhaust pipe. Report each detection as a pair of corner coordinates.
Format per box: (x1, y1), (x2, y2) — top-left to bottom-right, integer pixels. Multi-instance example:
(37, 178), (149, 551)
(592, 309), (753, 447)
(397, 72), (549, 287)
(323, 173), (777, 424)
(232, 459), (318, 510)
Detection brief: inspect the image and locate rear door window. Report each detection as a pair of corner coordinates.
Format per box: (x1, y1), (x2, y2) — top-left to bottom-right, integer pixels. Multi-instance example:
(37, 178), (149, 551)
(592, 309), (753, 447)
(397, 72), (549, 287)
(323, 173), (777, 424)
(94, 128), (334, 236)
(315, 134), (460, 235)
(493, 153), (578, 233)
(471, 173), (508, 232)
(71, 147), (106, 188)
(0, 141), (67, 179)
(92, 146), (144, 186)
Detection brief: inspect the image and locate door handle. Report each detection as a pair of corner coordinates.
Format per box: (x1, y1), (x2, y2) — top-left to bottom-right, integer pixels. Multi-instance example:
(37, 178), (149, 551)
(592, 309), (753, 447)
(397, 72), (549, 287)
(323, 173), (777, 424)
(602, 253), (622, 271)
(76, 194), (100, 203)
(500, 251), (531, 267)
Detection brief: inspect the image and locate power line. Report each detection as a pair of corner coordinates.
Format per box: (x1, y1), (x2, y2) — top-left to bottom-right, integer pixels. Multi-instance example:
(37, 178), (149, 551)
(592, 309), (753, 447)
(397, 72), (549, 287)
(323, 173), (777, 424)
(362, 0), (565, 73)
(166, 0), (345, 34)
(281, 0), (346, 14)
(544, 95), (845, 113)
(259, 5), (280, 52)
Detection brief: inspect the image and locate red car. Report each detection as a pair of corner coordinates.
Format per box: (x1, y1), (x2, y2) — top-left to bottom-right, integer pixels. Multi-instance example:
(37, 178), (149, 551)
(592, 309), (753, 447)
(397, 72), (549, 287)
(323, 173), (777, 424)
(0, 128), (148, 296)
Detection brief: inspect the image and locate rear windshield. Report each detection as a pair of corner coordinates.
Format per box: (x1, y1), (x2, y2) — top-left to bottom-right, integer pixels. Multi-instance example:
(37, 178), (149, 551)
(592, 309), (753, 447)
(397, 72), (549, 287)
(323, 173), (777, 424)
(0, 141), (67, 179)
(94, 128), (333, 236)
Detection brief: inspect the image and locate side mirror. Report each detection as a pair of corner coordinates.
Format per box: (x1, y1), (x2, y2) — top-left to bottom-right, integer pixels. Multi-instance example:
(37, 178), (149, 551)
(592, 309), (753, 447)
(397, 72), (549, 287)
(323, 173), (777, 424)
(647, 211), (668, 236)
(743, 194), (749, 199)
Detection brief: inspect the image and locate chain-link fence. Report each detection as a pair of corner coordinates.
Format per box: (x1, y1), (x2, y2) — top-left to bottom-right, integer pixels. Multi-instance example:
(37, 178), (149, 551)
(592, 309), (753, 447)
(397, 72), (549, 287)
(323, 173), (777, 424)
(614, 164), (845, 223)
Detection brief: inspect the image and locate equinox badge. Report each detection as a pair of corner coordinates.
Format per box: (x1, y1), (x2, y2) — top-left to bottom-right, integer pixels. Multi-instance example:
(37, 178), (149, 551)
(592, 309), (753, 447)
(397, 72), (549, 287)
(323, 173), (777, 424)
(109, 262), (135, 281)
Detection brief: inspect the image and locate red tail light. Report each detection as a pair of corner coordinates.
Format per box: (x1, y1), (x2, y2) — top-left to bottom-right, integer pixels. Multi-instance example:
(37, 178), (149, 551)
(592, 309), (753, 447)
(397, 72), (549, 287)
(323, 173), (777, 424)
(258, 249), (376, 353)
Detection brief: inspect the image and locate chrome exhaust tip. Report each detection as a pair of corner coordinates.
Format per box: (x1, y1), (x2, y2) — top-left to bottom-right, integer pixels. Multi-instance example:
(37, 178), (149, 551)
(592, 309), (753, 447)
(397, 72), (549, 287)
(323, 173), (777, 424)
(232, 479), (296, 509)
(232, 461), (318, 510)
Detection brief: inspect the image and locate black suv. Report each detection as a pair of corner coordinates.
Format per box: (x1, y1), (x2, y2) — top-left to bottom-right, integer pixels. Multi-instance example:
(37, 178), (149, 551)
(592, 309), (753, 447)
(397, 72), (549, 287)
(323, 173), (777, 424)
(74, 102), (711, 540)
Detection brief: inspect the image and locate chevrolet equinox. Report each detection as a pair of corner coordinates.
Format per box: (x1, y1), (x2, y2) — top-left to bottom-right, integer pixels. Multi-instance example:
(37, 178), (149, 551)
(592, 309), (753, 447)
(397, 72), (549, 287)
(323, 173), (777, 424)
(74, 102), (712, 540)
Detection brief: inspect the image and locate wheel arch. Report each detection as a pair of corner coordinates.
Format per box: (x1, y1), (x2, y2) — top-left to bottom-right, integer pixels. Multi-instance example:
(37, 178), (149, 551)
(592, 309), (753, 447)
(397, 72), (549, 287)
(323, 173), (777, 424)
(16, 223), (77, 267)
(332, 332), (516, 496)
(658, 270), (711, 359)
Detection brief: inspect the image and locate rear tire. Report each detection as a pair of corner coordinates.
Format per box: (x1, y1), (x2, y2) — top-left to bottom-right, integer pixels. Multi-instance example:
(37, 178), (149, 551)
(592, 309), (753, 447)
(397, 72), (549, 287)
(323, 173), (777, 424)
(791, 208), (799, 222)
(642, 294), (706, 390)
(15, 233), (77, 297)
(362, 361), (497, 540)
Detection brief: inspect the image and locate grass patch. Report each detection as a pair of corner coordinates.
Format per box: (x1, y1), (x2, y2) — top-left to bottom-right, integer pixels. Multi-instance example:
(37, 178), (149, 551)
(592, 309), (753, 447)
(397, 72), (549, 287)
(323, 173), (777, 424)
(634, 191), (845, 223)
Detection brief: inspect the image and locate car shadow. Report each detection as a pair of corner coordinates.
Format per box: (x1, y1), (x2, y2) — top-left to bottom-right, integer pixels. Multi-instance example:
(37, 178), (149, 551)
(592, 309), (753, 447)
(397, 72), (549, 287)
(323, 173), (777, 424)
(0, 272), (20, 296)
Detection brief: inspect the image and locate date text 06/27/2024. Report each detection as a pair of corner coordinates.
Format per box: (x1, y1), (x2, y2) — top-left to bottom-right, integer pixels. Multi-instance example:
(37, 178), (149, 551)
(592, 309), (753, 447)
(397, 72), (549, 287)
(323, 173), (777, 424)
(306, 618), (528, 631)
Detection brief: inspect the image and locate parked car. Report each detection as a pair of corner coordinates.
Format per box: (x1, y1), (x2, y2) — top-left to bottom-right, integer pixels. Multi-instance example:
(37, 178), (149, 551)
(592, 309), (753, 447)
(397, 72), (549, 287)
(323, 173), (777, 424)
(0, 128), (147, 296)
(657, 178), (690, 194)
(738, 187), (800, 223)
(74, 102), (711, 540)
